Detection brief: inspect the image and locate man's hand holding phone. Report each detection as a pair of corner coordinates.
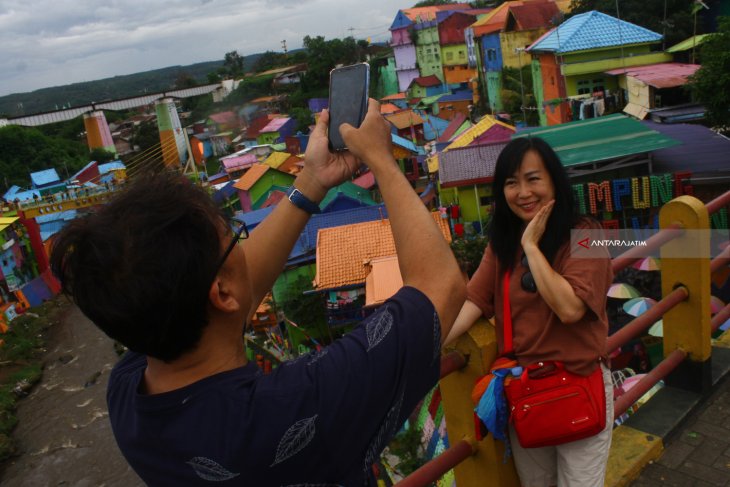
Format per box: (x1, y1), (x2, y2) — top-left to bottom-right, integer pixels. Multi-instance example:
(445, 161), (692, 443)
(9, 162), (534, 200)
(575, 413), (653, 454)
(340, 99), (396, 174)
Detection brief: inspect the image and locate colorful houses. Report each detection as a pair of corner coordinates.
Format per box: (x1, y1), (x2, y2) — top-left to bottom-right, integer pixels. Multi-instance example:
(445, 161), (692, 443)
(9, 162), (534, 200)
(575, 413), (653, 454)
(527, 10), (670, 125)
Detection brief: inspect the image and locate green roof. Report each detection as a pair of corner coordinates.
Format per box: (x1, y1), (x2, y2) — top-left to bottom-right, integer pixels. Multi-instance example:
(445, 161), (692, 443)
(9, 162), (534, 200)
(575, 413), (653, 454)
(419, 93), (447, 105)
(320, 181), (376, 208)
(513, 114), (681, 167)
(667, 34), (712, 53)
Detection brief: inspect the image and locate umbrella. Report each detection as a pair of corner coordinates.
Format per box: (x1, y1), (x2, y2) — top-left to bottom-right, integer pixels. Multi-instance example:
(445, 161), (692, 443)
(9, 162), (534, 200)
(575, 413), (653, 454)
(648, 320), (663, 337)
(623, 297), (657, 317)
(608, 283), (641, 299)
(632, 257), (661, 271)
(710, 296), (726, 314)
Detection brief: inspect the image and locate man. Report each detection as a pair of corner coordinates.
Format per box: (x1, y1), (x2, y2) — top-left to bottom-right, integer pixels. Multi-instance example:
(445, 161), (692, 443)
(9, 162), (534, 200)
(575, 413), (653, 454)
(50, 100), (465, 485)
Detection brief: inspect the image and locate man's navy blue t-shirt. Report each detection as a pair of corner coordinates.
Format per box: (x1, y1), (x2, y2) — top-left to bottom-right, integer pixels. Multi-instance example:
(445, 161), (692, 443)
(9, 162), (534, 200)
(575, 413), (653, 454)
(107, 286), (441, 486)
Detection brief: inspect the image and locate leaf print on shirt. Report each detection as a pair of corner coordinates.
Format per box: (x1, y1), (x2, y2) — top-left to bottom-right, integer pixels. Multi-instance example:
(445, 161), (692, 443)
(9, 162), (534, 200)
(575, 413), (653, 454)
(366, 307), (393, 351)
(187, 456), (240, 481)
(307, 348), (328, 366)
(363, 388), (405, 470)
(271, 415), (318, 467)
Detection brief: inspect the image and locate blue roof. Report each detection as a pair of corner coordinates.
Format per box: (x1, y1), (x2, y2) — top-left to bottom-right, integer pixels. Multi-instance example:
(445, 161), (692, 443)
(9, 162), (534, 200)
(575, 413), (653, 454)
(3, 185), (21, 200)
(212, 180), (237, 205)
(391, 133), (425, 155)
(438, 90), (473, 102)
(10, 189), (42, 202)
(30, 168), (61, 187)
(528, 10), (662, 54)
(98, 160), (126, 173)
(390, 10), (414, 30)
(233, 207), (274, 231)
(416, 111), (451, 141)
(38, 210), (77, 241)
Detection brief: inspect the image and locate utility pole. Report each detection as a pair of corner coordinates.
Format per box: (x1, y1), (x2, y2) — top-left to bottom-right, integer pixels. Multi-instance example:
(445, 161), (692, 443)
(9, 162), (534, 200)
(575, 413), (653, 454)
(281, 40), (288, 56)
(516, 48), (527, 126)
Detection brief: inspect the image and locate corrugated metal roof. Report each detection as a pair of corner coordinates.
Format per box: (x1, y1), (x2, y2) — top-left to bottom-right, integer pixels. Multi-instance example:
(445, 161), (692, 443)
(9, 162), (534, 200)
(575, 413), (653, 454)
(439, 141), (508, 186)
(262, 151), (291, 169)
(222, 153), (258, 171)
(604, 63), (700, 89)
(299, 204), (388, 256)
(391, 133), (423, 154)
(509, 2), (558, 31)
(666, 34), (712, 53)
(320, 181), (376, 210)
(643, 121), (730, 174)
(419, 112), (451, 141)
(233, 164), (269, 191)
(30, 168), (61, 187)
(527, 10), (661, 54)
(98, 161), (126, 173)
(437, 113), (469, 143)
(444, 115), (515, 150)
(411, 75), (443, 88)
(233, 207), (274, 231)
(386, 110), (425, 129)
(314, 212), (450, 290)
(513, 113), (681, 166)
(3, 186), (21, 200)
(365, 256), (404, 307)
(438, 90), (473, 102)
(352, 171), (376, 189)
(470, 1), (512, 36)
(260, 117), (291, 133)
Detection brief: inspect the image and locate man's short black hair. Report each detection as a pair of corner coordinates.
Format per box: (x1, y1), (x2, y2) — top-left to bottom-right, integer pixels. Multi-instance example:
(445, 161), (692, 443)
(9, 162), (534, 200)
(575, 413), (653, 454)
(50, 171), (227, 362)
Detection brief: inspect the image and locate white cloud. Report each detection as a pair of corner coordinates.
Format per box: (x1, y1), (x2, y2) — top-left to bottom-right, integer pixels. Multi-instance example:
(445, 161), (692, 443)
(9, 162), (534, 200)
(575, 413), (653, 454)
(0, 0), (413, 97)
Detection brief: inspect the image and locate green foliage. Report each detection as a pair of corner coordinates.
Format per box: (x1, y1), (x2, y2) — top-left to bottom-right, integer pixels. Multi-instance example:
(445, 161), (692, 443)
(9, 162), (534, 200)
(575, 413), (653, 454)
(568, 0), (696, 48)
(252, 51), (290, 73)
(130, 120), (161, 154)
(0, 125), (89, 190)
(413, 0), (457, 6)
(387, 421), (428, 476)
(451, 235), (489, 278)
(278, 275), (327, 341)
(89, 148), (117, 164)
(0, 298), (61, 462)
(302, 36), (362, 87)
(289, 107), (314, 133)
(223, 50), (245, 78)
(690, 17), (730, 131)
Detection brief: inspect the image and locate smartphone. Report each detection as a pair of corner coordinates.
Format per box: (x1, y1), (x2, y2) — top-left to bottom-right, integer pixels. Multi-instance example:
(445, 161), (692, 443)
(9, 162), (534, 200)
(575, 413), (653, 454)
(328, 63), (369, 152)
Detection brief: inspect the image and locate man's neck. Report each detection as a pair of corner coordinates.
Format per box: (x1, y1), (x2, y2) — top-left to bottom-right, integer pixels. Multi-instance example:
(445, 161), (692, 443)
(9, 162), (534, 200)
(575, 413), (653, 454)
(142, 323), (248, 395)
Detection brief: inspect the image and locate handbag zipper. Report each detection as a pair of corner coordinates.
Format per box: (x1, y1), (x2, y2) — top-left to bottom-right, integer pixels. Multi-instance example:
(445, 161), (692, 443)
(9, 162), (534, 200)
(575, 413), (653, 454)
(521, 392), (580, 411)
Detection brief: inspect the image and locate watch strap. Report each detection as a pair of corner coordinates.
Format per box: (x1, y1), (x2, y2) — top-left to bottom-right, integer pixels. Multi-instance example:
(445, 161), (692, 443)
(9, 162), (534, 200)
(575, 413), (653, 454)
(286, 186), (321, 214)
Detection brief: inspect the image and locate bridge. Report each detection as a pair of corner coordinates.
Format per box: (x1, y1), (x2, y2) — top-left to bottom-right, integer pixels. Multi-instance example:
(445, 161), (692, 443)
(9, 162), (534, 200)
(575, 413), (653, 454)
(0, 82), (228, 168)
(395, 190), (730, 486)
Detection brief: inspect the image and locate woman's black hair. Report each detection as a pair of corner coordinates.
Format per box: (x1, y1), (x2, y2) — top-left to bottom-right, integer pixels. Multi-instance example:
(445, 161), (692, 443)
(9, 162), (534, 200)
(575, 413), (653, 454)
(487, 136), (578, 271)
(50, 171), (227, 362)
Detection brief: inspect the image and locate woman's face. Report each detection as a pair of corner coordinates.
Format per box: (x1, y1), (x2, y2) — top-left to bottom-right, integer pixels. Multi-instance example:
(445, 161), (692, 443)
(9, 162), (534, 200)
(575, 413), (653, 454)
(503, 149), (556, 223)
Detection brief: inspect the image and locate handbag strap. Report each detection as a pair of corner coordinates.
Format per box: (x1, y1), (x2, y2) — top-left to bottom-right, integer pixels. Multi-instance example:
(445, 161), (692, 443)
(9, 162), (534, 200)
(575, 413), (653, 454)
(502, 269), (513, 354)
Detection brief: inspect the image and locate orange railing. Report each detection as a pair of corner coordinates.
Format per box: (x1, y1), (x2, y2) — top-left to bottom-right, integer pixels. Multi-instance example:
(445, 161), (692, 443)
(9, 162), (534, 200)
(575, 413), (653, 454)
(397, 189), (730, 486)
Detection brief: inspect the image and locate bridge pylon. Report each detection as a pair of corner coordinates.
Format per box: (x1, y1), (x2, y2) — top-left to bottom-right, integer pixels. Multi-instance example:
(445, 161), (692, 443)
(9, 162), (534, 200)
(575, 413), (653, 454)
(155, 98), (188, 168)
(83, 111), (117, 157)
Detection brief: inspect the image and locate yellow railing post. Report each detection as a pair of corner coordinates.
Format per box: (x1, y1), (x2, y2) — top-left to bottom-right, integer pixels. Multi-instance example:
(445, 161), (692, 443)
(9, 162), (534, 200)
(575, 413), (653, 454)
(659, 195), (712, 393)
(439, 319), (520, 487)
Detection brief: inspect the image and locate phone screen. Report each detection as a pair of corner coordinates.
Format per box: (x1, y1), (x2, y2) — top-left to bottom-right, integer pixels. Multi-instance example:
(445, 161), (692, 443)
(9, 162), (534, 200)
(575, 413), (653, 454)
(328, 63), (369, 151)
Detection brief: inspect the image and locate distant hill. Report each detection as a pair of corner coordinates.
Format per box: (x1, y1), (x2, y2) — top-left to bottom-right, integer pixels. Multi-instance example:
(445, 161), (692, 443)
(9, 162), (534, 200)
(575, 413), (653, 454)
(0, 53), (265, 117)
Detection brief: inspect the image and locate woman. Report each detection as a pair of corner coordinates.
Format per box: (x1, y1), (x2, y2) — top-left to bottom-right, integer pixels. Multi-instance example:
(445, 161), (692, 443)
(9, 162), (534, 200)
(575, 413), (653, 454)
(446, 137), (613, 487)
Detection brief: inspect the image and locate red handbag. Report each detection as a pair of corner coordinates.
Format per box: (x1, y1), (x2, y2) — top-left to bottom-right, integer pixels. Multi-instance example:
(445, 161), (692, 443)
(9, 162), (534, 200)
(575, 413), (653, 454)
(501, 270), (607, 448)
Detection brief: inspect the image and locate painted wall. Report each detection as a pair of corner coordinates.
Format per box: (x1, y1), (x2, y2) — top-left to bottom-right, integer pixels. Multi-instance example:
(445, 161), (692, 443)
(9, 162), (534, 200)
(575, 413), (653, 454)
(438, 183), (493, 232)
(444, 65), (476, 84)
(436, 99), (471, 121)
(486, 71), (503, 112)
(481, 34), (503, 72)
(441, 44), (469, 67)
(561, 52), (672, 77)
(416, 25), (443, 80)
(500, 30), (545, 69)
(257, 131), (280, 145)
(377, 58), (400, 98)
(250, 172), (296, 209)
(155, 98), (187, 168)
(531, 60), (547, 126)
(537, 53), (569, 126)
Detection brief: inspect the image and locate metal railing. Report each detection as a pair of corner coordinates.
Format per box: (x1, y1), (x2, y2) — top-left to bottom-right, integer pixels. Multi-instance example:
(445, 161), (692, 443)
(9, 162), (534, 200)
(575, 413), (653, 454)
(397, 189), (730, 486)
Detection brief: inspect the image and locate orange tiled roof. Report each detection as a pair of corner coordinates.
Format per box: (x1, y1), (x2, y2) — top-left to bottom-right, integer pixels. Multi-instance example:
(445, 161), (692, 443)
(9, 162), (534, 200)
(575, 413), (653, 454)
(385, 110), (425, 129)
(233, 164), (269, 191)
(365, 255), (404, 307)
(380, 103), (401, 114)
(380, 92), (407, 101)
(278, 154), (303, 174)
(314, 213), (451, 290)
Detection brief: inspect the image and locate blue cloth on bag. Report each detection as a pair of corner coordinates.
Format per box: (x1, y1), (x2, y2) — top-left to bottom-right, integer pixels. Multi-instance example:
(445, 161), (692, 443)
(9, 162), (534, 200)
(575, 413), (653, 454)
(475, 366), (522, 460)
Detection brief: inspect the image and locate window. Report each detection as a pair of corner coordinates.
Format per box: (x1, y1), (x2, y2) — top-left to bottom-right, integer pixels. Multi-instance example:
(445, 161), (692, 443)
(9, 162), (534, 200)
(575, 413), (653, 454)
(446, 51), (453, 61)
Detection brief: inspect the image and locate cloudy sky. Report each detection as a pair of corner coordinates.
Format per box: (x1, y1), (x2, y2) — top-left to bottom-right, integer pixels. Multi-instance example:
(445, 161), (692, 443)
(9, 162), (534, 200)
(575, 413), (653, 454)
(0, 0), (417, 97)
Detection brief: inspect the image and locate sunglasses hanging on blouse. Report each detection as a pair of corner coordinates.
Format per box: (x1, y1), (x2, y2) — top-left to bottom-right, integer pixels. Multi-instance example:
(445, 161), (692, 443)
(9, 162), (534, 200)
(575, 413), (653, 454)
(520, 254), (537, 293)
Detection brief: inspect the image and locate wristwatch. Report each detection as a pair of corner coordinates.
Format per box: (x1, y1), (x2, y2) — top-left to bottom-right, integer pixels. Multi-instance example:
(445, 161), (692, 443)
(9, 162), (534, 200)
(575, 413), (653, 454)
(286, 186), (321, 214)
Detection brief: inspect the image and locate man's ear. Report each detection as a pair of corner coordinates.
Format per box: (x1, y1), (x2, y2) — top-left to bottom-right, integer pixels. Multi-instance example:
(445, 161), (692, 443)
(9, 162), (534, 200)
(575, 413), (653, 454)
(208, 276), (240, 313)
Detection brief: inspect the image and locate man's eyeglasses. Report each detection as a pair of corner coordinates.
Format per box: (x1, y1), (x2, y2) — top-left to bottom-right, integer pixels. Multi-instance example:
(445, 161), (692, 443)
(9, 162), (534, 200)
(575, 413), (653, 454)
(520, 254), (537, 293)
(215, 220), (249, 272)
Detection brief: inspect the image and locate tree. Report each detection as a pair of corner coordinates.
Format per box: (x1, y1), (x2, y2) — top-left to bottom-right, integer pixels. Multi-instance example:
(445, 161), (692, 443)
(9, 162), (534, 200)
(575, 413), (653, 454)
(690, 17), (730, 131)
(89, 148), (117, 163)
(223, 50), (245, 78)
(413, 0), (456, 6)
(252, 50), (289, 73)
